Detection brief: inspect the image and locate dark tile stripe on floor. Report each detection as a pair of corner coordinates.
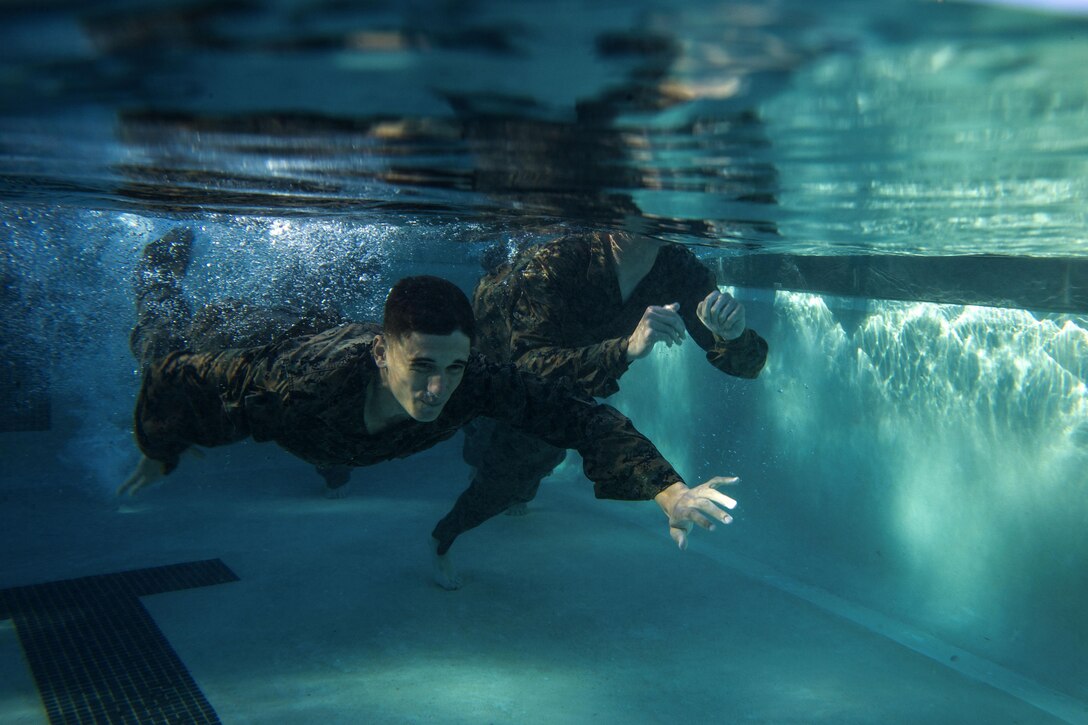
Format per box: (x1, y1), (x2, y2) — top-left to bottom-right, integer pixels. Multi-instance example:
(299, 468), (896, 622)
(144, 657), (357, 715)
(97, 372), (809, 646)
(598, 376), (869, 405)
(0, 559), (239, 725)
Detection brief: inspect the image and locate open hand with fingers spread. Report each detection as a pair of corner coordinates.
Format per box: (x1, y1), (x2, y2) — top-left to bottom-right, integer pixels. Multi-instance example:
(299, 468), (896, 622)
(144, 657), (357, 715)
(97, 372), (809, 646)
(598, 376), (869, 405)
(697, 289), (745, 341)
(626, 302), (687, 360)
(653, 477), (739, 549)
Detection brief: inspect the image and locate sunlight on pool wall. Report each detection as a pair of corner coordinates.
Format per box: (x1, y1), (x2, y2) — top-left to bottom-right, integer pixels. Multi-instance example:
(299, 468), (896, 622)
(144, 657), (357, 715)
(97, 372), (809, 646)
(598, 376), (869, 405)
(776, 291), (1086, 597)
(613, 287), (1088, 694)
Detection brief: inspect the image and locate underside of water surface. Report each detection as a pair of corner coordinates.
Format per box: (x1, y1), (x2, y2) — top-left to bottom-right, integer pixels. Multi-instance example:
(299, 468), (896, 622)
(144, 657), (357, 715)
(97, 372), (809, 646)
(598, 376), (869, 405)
(0, 1), (1086, 723)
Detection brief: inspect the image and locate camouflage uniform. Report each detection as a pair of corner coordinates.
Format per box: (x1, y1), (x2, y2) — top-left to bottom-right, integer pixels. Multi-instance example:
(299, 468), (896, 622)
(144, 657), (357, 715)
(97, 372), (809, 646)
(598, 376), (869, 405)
(131, 228), (350, 488)
(432, 232), (768, 551)
(134, 323), (685, 554)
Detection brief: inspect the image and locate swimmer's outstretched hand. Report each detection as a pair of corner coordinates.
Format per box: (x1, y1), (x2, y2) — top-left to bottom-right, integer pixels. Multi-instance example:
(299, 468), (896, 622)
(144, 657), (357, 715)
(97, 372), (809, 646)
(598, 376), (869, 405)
(117, 449), (203, 496)
(653, 477), (738, 550)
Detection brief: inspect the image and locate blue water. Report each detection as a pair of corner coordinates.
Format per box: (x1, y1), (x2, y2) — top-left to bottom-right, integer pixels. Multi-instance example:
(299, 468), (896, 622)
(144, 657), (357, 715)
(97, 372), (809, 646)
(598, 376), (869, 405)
(1, 1), (1086, 723)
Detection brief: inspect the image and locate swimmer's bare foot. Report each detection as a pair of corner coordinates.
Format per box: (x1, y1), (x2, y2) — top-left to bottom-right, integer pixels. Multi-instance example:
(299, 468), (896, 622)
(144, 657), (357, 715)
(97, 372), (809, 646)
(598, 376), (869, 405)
(141, 227), (194, 279)
(504, 502), (529, 516)
(430, 537), (462, 590)
(316, 465), (351, 497)
(323, 483), (350, 499)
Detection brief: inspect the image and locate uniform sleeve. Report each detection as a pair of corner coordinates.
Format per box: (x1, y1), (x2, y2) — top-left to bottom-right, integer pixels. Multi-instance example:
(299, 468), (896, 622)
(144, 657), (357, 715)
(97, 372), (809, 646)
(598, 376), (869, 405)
(133, 348), (261, 473)
(509, 245), (631, 396)
(669, 249), (769, 379)
(468, 360), (683, 500)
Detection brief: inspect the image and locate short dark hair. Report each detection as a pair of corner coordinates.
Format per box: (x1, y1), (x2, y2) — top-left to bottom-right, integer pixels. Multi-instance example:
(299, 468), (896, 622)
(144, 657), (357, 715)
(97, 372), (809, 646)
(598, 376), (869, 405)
(383, 275), (476, 343)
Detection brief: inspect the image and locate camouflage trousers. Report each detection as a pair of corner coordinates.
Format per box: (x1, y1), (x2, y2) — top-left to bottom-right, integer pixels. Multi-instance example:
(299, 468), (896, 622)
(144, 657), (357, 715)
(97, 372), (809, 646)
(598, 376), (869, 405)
(130, 231), (350, 489)
(131, 281), (344, 370)
(430, 417), (567, 555)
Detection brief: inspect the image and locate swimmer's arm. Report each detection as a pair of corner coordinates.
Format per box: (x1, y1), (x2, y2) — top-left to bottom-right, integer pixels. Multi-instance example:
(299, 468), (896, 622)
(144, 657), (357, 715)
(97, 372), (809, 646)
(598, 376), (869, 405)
(508, 252), (632, 397)
(472, 363), (673, 498)
(687, 284), (766, 378)
(513, 336), (630, 397)
(703, 327), (768, 379)
(671, 255), (767, 378)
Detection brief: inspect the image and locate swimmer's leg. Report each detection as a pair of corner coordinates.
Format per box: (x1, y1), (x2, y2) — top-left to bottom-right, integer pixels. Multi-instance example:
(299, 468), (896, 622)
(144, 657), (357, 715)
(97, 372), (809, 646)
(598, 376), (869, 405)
(130, 227), (195, 367)
(430, 536), (462, 590)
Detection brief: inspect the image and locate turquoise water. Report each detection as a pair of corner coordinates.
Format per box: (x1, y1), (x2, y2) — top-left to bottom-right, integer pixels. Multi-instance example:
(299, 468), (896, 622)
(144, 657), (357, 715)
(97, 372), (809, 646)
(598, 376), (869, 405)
(1, 1), (1086, 723)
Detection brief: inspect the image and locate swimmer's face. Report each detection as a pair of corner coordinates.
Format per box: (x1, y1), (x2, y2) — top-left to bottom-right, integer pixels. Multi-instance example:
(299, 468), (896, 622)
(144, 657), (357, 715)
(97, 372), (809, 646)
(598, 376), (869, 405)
(373, 331), (470, 421)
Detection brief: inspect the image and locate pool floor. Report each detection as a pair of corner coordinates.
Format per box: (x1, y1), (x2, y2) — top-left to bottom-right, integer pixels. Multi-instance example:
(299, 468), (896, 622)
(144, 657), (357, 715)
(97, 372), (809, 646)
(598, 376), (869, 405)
(0, 439), (1073, 724)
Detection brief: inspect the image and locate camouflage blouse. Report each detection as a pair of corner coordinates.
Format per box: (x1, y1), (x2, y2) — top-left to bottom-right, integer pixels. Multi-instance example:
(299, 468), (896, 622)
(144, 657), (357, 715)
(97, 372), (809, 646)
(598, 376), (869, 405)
(133, 322), (682, 501)
(473, 232), (769, 397)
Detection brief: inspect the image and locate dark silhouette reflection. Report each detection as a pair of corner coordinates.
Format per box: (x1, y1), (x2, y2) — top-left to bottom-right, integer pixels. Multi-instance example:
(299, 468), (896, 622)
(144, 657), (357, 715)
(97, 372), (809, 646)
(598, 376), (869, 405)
(112, 102), (782, 244)
(0, 0), (781, 242)
(105, 14), (784, 248)
(56, 2), (1088, 311)
(80, 0), (525, 56)
(718, 254), (1088, 314)
(453, 105), (781, 242)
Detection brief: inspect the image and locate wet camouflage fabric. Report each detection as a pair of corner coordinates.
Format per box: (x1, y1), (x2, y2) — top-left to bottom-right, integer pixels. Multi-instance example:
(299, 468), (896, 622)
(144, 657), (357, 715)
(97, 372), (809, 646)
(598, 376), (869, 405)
(130, 230), (353, 490)
(431, 416), (569, 554)
(482, 231), (769, 397)
(130, 245), (196, 368)
(133, 322), (683, 501)
(433, 231), (769, 553)
(136, 292), (353, 492)
(130, 232), (345, 369)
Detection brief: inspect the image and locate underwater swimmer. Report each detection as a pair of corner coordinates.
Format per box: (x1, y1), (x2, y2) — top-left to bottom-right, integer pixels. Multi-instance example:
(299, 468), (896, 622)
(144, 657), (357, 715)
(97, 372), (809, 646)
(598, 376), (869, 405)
(120, 239), (739, 589)
(431, 229), (766, 566)
(127, 225), (353, 497)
